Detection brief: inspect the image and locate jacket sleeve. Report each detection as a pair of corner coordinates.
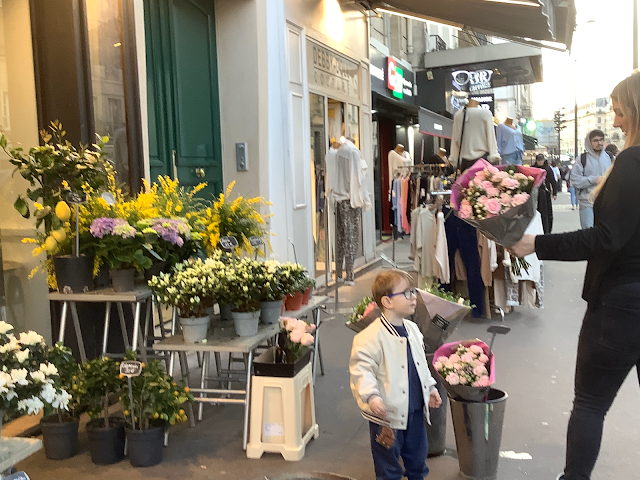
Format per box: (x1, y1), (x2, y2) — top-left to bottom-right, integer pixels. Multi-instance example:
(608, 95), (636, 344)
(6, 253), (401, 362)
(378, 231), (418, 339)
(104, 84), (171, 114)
(570, 157), (598, 189)
(536, 152), (640, 261)
(349, 335), (381, 405)
(548, 167), (558, 196)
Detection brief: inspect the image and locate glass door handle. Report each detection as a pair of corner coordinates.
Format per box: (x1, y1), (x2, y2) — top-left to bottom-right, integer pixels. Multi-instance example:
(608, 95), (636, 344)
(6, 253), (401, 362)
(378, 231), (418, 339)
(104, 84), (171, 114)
(195, 167), (205, 178)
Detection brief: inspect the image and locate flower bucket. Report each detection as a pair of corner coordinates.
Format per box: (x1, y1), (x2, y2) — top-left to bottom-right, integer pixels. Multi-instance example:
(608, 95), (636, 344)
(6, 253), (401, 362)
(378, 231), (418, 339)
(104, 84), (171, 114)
(40, 416), (80, 460)
(54, 255), (94, 294)
(302, 287), (312, 305)
(86, 417), (126, 465)
(231, 310), (260, 337)
(253, 346), (312, 377)
(110, 268), (136, 292)
(126, 424), (164, 467)
(179, 315), (210, 343)
(285, 291), (304, 311)
(260, 299), (283, 324)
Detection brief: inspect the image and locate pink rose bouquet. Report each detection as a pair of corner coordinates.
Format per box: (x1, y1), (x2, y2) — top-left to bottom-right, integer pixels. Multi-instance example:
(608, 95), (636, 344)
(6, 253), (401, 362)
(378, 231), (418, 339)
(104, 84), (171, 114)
(277, 317), (316, 363)
(430, 339), (495, 401)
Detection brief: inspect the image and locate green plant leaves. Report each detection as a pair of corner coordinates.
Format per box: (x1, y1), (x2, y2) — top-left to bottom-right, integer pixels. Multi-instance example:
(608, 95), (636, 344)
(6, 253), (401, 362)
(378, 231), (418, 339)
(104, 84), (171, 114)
(14, 196), (30, 218)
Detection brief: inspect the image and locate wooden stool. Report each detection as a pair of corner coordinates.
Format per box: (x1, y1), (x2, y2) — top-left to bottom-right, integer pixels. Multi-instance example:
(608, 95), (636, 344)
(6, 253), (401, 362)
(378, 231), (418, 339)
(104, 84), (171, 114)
(246, 362), (319, 461)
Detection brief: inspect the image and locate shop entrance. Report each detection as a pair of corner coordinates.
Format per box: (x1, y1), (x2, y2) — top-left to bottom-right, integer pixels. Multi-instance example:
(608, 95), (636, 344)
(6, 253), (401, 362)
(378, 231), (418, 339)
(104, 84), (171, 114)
(309, 94), (363, 283)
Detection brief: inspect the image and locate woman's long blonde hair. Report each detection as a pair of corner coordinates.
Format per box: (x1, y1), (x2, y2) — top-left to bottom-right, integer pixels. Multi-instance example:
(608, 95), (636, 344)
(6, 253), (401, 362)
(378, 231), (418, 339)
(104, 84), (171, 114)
(592, 72), (640, 198)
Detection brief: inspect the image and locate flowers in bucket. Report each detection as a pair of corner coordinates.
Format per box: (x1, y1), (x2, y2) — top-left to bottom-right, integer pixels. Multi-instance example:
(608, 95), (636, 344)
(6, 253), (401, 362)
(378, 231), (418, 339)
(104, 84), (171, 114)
(89, 217), (153, 271)
(348, 296), (377, 324)
(424, 283), (473, 307)
(431, 339), (495, 402)
(452, 160), (546, 275)
(276, 317), (316, 363)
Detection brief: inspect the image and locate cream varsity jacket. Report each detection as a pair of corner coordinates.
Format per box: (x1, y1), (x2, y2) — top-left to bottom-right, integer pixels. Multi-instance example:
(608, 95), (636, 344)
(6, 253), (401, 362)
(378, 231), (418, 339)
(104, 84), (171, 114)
(349, 316), (437, 430)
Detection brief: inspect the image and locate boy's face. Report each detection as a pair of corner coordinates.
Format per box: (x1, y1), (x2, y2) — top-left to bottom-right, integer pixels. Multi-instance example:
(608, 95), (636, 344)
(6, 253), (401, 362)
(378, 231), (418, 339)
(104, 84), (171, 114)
(382, 278), (417, 318)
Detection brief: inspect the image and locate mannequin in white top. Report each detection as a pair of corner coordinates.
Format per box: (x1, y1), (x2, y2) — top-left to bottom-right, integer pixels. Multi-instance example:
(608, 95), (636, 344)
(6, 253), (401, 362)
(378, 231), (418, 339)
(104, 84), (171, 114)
(450, 99), (501, 171)
(388, 144), (412, 191)
(496, 117), (524, 166)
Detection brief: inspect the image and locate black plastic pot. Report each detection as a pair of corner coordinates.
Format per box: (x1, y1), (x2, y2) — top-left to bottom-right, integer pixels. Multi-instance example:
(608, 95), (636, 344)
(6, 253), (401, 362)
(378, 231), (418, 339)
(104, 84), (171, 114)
(86, 417), (126, 465)
(54, 255), (94, 293)
(125, 424), (165, 467)
(40, 416), (80, 460)
(144, 261), (166, 282)
(94, 264), (111, 288)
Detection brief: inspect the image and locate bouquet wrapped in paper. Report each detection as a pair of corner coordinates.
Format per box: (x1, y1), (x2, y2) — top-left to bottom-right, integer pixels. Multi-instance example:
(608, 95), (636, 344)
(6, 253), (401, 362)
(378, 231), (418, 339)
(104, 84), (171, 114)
(452, 159), (546, 248)
(429, 339), (495, 402)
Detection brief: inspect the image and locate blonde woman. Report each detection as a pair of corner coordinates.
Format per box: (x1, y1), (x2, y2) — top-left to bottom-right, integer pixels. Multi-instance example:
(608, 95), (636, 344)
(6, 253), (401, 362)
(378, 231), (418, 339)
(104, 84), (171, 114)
(510, 72), (640, 480)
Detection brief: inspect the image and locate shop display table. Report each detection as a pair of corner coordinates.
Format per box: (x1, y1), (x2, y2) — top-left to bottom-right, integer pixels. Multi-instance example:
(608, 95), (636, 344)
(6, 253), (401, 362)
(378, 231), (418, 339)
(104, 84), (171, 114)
(0, 438), (42, 478)
(49, 287), (153, 363)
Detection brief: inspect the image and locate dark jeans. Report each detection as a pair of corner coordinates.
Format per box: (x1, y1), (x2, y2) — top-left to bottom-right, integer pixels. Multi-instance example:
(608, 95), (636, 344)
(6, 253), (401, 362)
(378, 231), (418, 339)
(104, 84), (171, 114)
(563, 283), (640, 480)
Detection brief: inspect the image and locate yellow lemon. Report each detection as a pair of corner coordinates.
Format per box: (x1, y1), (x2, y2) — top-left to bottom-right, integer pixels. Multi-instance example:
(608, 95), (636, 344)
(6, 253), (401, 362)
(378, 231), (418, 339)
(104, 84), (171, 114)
(153, 412), (160, 419)
(55, 201), (71, 221)
(174, 391), (179, 396)
(184, 386), (190, 393)
(44, 236), (58, 253)
(179, 409), (185, 416)
(123, 410), (129, 416)
(51, 228), (66, 243)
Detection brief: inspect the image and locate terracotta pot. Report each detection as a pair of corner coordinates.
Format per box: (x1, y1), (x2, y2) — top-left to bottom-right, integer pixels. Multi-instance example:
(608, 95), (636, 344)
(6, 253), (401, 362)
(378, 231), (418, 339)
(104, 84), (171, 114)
(302, 286), (312, 305)
(284, 291), (304, 311)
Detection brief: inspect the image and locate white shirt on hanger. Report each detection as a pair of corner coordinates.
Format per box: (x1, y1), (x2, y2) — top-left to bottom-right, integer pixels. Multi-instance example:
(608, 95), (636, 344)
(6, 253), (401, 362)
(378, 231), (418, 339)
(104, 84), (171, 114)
(449, 108), (501, 167)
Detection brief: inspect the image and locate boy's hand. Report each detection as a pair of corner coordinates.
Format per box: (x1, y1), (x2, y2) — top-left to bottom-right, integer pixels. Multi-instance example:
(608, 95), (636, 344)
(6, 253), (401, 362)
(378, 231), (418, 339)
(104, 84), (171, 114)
(369, 397), (387, 418)
(428, 389), (442, 408)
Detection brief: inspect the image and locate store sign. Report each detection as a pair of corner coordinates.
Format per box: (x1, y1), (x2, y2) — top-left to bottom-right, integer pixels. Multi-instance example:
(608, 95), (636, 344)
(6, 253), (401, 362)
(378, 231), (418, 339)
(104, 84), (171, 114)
(387, 58), (413, 100)
(469, 94), (495, 114)
(307, 40), (359, 101)
(369, 48), (415, 106)
(452, 69), (493, 92)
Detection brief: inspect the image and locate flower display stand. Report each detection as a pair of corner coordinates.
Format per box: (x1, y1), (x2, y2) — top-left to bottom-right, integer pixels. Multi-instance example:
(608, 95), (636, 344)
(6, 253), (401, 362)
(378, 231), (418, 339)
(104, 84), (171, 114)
(246, 362), (319, 461)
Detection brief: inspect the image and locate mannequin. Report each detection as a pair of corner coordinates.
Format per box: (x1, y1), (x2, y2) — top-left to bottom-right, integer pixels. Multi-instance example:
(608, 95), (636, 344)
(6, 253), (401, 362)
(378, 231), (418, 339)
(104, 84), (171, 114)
(325, 141), (342, 274)
(388, 144), (412, 190)
(449, 99), (500, 172)
(496, 117), (524, 165)
(331, 138), (371, 285)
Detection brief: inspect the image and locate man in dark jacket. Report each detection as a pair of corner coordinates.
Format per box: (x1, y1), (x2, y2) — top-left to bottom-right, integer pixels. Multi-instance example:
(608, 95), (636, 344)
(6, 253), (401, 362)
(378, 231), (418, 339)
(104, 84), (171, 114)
(534, 154), (558, 234)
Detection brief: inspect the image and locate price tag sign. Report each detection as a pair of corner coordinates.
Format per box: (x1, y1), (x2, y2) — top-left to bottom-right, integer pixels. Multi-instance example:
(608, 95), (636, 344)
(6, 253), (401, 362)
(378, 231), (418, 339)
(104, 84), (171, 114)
(4, 472), (30, 480)
(120, 360), (142, 377)
(248, 236), (263, 248)
(430, 314), (450, 332)
(219, 236), (239, 250)
(66, 191), (87, 204)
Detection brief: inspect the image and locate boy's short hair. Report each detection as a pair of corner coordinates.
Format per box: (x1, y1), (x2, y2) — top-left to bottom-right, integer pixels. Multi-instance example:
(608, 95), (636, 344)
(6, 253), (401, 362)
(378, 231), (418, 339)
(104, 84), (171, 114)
(589, 129), (605, 141)
(372, 270), (415, 309)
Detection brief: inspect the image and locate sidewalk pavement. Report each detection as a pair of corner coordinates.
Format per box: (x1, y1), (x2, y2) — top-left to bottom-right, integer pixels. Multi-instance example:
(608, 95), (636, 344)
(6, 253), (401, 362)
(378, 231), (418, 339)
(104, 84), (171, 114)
(16, 191), (640, 479)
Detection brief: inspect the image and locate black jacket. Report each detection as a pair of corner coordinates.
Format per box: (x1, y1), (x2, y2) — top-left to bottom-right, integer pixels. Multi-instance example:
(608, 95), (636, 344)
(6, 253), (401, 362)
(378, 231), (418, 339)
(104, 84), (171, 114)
(536, 146), (640, 307)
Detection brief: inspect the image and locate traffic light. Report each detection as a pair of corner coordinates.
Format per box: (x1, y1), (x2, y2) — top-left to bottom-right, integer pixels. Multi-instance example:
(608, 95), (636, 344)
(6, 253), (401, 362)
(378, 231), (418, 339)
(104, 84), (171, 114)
(525, 119), (537, 132)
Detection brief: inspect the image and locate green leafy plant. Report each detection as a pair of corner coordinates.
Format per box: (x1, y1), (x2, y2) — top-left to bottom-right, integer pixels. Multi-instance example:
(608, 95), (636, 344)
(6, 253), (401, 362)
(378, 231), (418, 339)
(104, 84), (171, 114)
(217, 257), (267, 312)
(349, 295), (376, 324)
(88, 217), (153, 271)
(45, 343), (85, 420)
(424, 283), (473, 307)
(279, 263), (308, 295)
(81, 356), (121, 425)
(258, 260), (287, 302)
(119, 353), (194, 430)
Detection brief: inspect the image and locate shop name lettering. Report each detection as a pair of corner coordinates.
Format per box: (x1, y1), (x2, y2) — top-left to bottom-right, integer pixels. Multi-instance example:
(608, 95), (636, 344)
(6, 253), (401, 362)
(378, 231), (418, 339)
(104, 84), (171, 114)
(387, 58), (412, 99)
(452, 69), (493, 92)
(311, 44), (359, 97)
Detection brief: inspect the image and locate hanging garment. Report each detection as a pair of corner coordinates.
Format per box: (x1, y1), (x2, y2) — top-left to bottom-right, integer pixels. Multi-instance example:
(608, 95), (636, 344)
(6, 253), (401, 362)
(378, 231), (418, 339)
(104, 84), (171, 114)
(496, 123), (524, 166)
(333, 140), (372, 210)
(392, 178), (402, 229)
(401, 177), (410, 234)
(433, 211), (450, 284)
(335, 199), (361, 282)
(388, 149), (412, 191)
(450, 107), (501, 169)
(325, 147), (339, 275)
(411, 207), (437, 280)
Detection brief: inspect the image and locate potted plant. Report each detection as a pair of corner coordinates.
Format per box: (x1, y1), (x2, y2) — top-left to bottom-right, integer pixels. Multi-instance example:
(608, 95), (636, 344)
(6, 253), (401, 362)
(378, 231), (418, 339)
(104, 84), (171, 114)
(82, 356), (125, 464)
(258, 260), (286, 325)
(119, 355), (193, 467)
(89, 217), (153, 291)
(301, 274), (316, 305)
(1, 121), (112, 291)
(217, 257), (266, 337)
(253, 317), (316, 377)
(281, 263), (307, 311)
(148, 256), (223, 342)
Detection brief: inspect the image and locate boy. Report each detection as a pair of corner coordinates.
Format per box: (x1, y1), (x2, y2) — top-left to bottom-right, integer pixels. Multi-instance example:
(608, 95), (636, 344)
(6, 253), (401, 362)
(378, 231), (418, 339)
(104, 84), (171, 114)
(349, 270), (442, 480)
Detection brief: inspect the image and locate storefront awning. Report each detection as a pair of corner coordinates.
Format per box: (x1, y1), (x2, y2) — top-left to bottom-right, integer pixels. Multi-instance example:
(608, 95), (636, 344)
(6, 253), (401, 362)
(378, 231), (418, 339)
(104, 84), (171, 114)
(369, 0), (576, 50)
(523, 134), (538, 151)
(419, 107), (453, 139)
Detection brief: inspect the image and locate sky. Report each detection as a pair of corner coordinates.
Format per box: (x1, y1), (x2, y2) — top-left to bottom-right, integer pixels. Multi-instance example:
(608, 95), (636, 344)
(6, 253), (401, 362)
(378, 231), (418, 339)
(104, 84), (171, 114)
(532, 0), (637, 119)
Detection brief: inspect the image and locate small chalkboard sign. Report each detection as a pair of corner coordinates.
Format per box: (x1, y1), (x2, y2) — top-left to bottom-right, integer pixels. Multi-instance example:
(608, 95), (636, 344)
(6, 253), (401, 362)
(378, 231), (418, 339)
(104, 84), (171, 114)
(65, 191), (87, 204)
(120, 360), (142, 377)
(248, 236), (263, 248)
(4, 472), (30, 480)
(430, 314), (450, 332)
(220, 236), (239, 250)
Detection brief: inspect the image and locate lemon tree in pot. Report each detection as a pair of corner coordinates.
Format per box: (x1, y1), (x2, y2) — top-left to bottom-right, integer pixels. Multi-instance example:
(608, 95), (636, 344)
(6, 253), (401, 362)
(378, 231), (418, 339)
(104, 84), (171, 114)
(82, 356), (125, 465)
(148, 256), (223, 342)
(119, 354), (193, 467)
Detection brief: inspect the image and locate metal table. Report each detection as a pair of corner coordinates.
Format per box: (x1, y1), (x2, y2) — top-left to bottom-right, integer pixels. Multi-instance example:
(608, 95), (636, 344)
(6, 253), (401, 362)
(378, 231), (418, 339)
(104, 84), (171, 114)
(49, 287), (153, 363)
(0, 438), (42, 478)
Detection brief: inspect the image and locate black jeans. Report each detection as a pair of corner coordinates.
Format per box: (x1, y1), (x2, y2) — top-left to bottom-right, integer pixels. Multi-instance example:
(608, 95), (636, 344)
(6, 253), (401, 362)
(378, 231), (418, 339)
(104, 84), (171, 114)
(564, 283), (640, 479)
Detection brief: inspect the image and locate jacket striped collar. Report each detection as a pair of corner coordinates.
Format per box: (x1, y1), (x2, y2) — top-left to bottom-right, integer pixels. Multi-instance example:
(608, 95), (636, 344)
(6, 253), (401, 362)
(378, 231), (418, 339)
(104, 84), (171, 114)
(380, 314), (409, 339)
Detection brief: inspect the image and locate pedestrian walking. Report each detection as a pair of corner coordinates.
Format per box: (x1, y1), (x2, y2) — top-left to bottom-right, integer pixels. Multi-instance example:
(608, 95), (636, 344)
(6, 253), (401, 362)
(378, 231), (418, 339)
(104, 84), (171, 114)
(566, 173), (578, 210)
(533, 154), (558, 234)
(349, 269), (442, 480)
(551, 160), (561, 192)
(509, 71), (640, 480)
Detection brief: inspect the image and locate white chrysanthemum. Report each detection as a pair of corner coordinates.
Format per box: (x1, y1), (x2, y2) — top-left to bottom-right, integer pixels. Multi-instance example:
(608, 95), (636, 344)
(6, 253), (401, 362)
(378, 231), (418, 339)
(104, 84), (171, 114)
(17, 396), (44, 415)
(0, 336), (19, 354)
(30, 370), (46, 383)
(10, 368), (29, 386)
(15, 348), (30, 363)
(18, 331), (44, 346)
(40, 383), (56, 404)
(39, 362), (58, 376)
(52, 389), (71, 410)
(0, 321), (13, 335)
(0, 370), (13, 391)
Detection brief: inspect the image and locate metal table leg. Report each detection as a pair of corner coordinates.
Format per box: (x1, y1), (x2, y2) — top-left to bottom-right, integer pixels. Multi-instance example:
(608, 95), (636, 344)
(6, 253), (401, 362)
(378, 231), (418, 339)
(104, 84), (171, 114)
(117, 302), (130, 348)
(58, 301), (69, 344)
(143, 297), (152, 348)
(131, 301), (147, 362)
(242, 349), (254, 450)
(69, 302), (87, 363)
(198, 351), (210, 421)
(101, 301), (112, 357)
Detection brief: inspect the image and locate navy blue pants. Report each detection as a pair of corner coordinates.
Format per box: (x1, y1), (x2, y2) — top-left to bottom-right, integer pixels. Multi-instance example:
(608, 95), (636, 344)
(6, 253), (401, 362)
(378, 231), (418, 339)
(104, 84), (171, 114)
(369, 410), (429, 480)
(442, 209), (485, 318)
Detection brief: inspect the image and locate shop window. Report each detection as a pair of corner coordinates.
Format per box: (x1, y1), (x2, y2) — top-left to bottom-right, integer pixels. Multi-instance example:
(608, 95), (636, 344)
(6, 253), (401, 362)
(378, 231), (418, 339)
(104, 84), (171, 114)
(370, 14), (386, 46)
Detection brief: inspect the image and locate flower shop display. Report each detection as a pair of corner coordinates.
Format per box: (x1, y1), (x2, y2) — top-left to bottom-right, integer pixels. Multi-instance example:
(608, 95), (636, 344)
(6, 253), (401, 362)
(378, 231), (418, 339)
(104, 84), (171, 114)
(431, 340), (495, 402)
(201, 181), (272, 256)
(148, 256), (223, 342)
(452, 160), (546, 275)
(280, 263), (308, 311)
(416, 287), (472, 353)
(119, 355), (193, 467)
(301, 274), (316, 305)
(253, 317), (316, 378)
(258, 260), (286, 324)
(138, 216), (194, 279)
(82, 356), (125, 465)
(345, 296), (379, 333)
(1, 121), (113, 290)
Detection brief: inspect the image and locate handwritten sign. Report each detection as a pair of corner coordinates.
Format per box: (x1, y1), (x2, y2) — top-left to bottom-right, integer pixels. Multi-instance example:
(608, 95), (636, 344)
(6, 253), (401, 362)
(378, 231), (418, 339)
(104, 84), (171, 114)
(430, 314), (450, 332)
(120, 360), (142, 377)
(65, 191), (86, 204)
(219, 236), (239, 250)
(4, 472), (30, 480)
(248, 236), (263, 248)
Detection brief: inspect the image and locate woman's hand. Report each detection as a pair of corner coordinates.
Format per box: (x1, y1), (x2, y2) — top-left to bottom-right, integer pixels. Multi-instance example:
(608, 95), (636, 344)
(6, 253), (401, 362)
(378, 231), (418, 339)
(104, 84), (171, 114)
(509, 234), (537, 258)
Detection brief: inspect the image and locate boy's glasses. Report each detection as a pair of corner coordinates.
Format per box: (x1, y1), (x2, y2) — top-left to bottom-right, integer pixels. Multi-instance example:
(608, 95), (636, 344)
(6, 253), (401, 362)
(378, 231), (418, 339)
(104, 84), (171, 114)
(387, 289), (417, 300)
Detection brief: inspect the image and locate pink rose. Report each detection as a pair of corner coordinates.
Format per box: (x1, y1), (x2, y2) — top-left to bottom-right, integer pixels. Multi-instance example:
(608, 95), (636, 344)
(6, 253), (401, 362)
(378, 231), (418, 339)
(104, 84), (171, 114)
(499, 193), (512, 206)
(481, 180), (493, 191)
(484, 198), (502, 215)
(487, 165), (499, 174)
(486, 186), (499, 197)
(437, 356), (449, 364)
(475, 170), (487, 180)
(473, 365), (488, 376)
(301, 332), (314, 346)
(493, 171), (508, 180)
(453, 362), (462, 371)
(362, 302), (377, 317)
(459, 376), (469, 385)
(469, 345), (483, 354)
(445, 373), (460, 385)
(459, 203), (472, 219)
(434, 361), (443, 371)
(477, 195), (488, 206)
(478, 353), (489, 364)
(501, 177), (520, 190)
(472, 375), (491, 387)
(289, 329), (303, 343)
(306, 323), (317, 333)
(449, 353), (461, 363)
(512, 193), (529, 206)
(460, 353), (474, 363)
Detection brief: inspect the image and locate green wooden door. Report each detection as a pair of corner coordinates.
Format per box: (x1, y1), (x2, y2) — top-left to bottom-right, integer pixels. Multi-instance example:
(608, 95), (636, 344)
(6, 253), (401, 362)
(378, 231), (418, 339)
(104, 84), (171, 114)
(144, 0), (223, 198)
